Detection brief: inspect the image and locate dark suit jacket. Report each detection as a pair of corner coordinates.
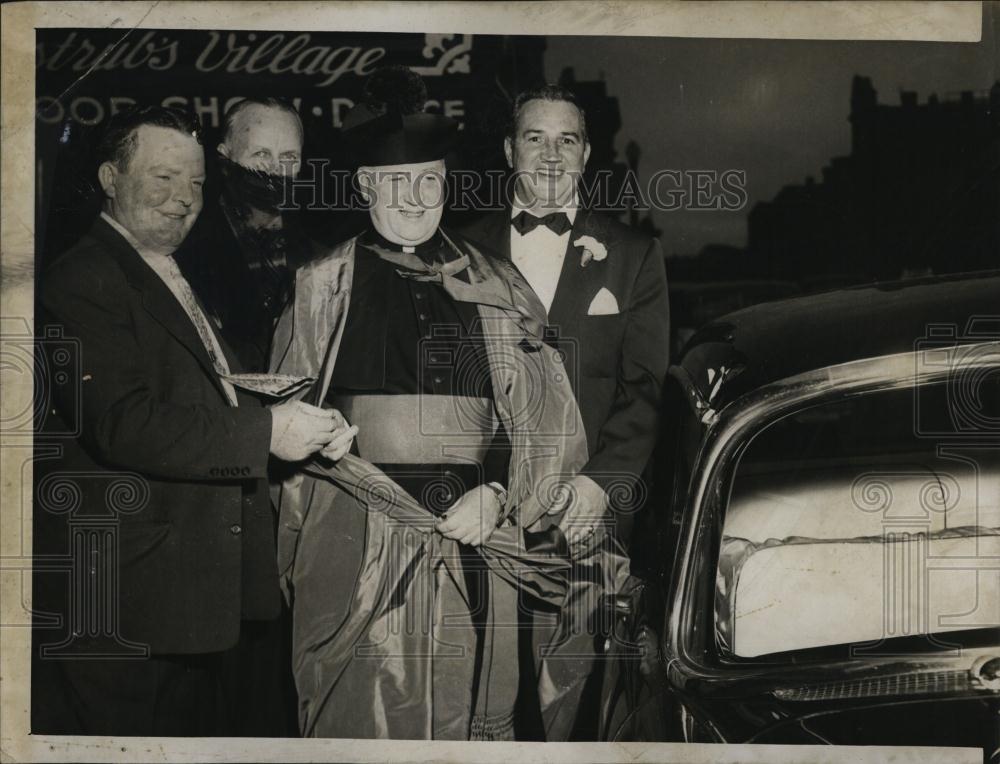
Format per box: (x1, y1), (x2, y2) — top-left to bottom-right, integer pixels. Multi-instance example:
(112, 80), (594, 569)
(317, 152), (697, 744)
(36, 216), (280, 655)
(460, 208), (670, 531)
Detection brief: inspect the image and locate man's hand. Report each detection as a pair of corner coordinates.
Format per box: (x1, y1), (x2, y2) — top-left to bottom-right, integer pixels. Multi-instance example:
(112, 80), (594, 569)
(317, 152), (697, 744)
(319, 409), (358, 462)
(269, 400), (345, 462)
(554, 474), (609, 548)
(436, 484), (503, 547)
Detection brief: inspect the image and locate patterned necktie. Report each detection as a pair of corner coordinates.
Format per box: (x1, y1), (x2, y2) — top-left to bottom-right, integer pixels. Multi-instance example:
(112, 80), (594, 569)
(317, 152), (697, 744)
(160, 256), (239, 407)
(512, 211), (572, 237)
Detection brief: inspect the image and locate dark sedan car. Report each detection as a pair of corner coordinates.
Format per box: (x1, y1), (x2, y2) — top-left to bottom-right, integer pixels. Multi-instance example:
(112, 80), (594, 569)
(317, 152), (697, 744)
(607, 271), (1000, 757)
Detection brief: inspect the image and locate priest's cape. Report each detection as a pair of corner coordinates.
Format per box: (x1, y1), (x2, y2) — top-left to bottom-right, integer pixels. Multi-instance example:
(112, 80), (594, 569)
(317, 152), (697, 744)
(269, 232), (625, 738)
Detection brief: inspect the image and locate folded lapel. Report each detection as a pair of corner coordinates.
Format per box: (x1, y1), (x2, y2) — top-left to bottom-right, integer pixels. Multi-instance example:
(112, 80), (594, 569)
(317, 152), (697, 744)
(93, 218), (234, 404)
(269, 237), (355, 405)
(547, 208), (608, 332)
(439, 232), (550, 346)
(297, 239), (357, 405)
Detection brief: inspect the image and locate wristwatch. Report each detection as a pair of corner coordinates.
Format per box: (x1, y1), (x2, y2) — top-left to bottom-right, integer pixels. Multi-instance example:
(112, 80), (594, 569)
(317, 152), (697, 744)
(485, 482), (509, 528)
(485, 481), (508, 505)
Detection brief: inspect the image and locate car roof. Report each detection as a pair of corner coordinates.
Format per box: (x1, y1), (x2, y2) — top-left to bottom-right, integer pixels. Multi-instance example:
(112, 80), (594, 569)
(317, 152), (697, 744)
(678, 270), (1000, 411)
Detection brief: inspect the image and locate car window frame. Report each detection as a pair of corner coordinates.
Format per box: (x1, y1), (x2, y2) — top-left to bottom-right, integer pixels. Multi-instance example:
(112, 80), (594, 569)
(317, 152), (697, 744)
(662, 338), (1000, 695)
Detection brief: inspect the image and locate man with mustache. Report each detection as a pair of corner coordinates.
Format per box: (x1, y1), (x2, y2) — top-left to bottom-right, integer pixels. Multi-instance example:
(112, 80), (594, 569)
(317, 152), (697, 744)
(178, 97), (314, 372)
(33, 105), (351, 736)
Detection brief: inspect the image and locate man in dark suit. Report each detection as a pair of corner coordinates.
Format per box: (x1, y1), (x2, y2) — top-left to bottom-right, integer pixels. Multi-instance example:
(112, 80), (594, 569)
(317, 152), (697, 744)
(461, 85), (670, 548)
(460, 85), (670, 740)
(177, 97), (314, 372)
(32, 105), (351, 736)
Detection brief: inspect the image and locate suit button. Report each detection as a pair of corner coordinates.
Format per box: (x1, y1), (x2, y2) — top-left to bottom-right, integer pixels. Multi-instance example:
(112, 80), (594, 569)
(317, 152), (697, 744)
(210, 468), (220, 477)
(230, 524), (242, 535)
(240, 466), (250, 477)
(418, 313), (428, 321)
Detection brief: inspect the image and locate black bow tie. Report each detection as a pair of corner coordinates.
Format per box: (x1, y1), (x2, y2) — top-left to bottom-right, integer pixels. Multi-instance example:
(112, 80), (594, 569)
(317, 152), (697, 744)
(512, 210), (572, 237)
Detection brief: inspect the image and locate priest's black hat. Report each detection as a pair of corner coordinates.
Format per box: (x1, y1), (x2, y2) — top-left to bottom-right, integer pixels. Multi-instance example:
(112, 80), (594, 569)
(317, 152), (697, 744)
(342, 66), (458, 167)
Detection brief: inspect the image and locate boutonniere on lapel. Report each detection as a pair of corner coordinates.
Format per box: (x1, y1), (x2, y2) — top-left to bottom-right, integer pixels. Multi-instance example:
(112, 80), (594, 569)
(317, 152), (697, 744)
(574, 235), (608, 268)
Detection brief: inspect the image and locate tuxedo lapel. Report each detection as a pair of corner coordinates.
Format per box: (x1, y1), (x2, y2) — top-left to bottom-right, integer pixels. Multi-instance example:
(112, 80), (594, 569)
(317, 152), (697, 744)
(92, 218), (234, 403)
(547, 208), (607, 330)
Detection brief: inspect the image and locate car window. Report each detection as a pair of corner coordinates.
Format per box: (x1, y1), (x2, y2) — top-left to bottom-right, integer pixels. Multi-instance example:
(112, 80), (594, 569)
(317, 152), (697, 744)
(715, 379), (1000, 658)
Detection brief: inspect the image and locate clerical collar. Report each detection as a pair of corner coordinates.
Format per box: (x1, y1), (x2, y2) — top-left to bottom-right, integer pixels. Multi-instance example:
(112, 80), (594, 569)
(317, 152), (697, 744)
(362, 228), (446, 260)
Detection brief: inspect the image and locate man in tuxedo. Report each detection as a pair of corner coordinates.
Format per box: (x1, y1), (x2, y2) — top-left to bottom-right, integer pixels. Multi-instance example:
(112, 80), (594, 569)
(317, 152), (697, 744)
(177, 97), (315, 372)
(460, 84), (670, 740)
(33, 105), (352, 736)
(462, 85), (670, 549)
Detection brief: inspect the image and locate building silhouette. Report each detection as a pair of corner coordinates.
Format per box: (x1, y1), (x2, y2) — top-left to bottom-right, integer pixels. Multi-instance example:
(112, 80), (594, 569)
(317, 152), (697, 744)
(557, 67), (661, 233)
(747, 76), (1000, 283)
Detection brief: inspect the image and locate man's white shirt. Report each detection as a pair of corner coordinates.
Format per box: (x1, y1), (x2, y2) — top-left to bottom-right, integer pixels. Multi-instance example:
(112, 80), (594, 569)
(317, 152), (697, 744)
(509, 202), (577, 315)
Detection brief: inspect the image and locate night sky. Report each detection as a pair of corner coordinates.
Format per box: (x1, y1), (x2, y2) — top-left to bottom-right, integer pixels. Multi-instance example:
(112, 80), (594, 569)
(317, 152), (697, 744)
(546, 9), (998, 256)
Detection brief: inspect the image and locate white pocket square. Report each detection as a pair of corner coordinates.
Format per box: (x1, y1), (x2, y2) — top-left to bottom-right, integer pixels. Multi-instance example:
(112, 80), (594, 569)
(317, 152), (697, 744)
(587, 287), (620, 316)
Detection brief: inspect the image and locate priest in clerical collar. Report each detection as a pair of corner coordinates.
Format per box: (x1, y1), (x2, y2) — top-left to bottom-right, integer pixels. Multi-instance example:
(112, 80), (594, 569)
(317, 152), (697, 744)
(269, 66), (596, 741)
(334, 67), (504, 525)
